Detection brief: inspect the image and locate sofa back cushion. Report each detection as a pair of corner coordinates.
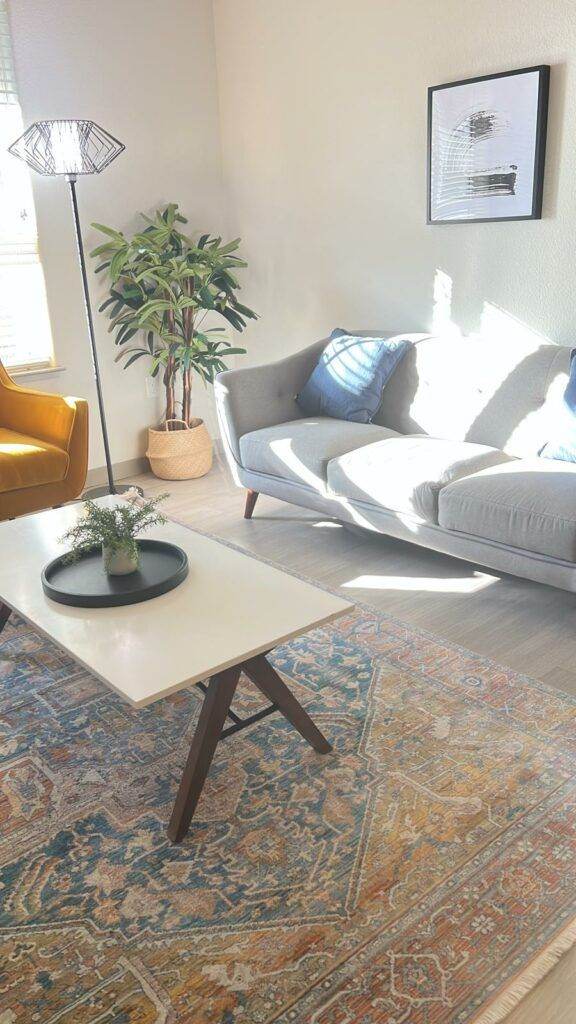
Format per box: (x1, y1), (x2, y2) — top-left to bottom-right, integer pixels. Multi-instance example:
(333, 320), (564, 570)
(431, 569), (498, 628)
(540, 349), (576, 463)
(371, 334), (571, 458)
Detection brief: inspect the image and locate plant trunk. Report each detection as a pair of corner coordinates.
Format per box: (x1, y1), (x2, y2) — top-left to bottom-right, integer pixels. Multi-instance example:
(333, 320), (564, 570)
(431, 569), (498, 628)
(164, 355), (176, 424)
(182, 368), (192, 426)
(182, 281), (194, 427)
(165, 298), (177, 428)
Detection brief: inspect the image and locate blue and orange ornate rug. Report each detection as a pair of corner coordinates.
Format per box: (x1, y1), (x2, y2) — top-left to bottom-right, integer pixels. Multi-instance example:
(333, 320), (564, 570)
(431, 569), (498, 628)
(1, 573), (576, 1023)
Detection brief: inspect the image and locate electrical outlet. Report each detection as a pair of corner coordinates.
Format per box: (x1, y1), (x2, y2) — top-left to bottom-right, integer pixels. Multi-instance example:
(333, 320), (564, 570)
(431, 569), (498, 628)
(145, 376), (159, 398)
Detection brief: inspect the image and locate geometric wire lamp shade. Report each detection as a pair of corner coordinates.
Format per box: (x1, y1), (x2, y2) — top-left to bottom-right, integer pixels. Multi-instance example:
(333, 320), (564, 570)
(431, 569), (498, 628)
(7, 117), (133, 497)
(8, 119), (125, 176)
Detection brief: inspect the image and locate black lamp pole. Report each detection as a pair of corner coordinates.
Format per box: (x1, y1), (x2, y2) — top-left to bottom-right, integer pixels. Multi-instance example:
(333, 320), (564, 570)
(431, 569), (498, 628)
(67, 174), (116, 494)
(8, 119), (142, 498)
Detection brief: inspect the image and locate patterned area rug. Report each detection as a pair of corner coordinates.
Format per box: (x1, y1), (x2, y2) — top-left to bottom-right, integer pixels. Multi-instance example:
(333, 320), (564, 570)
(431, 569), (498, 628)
(1, 563), (576, 1024)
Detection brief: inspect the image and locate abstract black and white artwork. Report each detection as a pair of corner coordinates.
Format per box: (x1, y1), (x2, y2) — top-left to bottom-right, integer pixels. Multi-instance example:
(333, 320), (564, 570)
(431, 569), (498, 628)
(427, 66), (550, 223)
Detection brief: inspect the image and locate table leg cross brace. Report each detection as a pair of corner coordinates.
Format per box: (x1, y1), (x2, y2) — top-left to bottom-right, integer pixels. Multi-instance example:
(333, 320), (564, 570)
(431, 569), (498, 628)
(196, 679), (279, 739)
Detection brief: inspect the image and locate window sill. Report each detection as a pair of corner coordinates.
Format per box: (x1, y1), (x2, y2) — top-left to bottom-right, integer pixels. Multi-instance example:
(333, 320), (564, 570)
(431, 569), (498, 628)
(10, 364), (67, 380)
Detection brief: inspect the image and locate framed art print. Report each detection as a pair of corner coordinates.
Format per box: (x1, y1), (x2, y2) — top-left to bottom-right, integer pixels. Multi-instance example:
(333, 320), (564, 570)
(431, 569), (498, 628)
(427, 65), (550, 224)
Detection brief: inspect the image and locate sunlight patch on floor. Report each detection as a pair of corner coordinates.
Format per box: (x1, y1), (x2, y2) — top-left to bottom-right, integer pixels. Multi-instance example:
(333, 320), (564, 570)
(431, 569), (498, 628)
(341, 571), (497, 593)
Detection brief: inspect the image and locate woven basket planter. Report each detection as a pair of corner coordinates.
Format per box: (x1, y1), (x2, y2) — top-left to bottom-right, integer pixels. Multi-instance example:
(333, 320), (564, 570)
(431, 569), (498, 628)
(146, 418), (213, 480)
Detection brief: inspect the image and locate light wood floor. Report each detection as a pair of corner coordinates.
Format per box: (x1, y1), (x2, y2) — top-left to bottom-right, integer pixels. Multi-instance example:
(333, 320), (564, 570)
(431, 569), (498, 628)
(131, 456), (576, 1024)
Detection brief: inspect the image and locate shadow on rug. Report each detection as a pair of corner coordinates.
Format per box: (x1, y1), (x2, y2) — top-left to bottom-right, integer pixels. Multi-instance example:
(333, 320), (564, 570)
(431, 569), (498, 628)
(1, 600), (575, 1024)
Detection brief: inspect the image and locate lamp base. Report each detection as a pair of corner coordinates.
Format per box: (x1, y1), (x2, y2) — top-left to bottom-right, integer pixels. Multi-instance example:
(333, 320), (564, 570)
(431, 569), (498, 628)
(82, 483), (144, 500)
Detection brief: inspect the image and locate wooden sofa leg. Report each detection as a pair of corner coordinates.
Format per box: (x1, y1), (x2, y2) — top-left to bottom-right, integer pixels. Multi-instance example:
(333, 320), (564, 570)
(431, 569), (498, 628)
(244, 490), (259, 519)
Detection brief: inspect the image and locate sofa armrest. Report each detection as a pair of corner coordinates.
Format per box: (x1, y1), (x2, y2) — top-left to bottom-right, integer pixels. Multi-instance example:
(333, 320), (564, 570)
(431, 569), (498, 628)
(215, 338), (327, 464)
(0, 362), (83, 452)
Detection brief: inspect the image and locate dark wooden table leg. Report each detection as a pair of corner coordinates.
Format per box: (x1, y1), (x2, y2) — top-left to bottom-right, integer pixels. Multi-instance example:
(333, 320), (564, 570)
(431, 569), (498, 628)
(167, 665), (241, 843)
(243, 653), (332, 754)
(0, 602), (11, 636)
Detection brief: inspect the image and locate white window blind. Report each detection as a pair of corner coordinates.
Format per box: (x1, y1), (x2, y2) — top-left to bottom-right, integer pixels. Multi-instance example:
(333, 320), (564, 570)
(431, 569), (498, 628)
(0, 0), (53, 370)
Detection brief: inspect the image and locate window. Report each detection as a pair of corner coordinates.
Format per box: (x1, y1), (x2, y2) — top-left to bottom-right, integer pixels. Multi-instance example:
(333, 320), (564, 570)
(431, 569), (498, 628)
(0, 0), (53, 371)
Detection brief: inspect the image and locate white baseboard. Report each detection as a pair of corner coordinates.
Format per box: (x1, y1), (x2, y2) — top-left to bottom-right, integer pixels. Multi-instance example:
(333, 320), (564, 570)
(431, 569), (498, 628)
(86, 437), (225, 488)
(85, 456), (148, 487)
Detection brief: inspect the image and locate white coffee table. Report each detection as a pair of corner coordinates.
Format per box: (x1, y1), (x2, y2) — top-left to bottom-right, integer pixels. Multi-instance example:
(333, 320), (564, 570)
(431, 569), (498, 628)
(0, 498), (352, 842)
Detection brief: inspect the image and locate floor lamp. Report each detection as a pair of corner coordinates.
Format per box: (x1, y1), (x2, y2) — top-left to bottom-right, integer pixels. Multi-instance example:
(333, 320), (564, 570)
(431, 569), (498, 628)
(8, 119), (141, 498)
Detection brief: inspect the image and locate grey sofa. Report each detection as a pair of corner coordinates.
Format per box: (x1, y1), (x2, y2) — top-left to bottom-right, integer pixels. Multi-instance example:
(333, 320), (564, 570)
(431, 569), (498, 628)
(215, 332), (576, 591)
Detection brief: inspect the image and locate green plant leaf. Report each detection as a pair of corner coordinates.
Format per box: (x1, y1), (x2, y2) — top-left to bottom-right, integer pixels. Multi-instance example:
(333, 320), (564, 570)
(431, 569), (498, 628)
(110, 249), (129, 281)
(115, 325), (139, 346)
(123, 350), (148, 368)
(234, 301), (258, 320)
(217, 238), (241, 255)
(92, 222), (125, 239)
(89, 242), (119, 258)
(218, 306), (245, 330)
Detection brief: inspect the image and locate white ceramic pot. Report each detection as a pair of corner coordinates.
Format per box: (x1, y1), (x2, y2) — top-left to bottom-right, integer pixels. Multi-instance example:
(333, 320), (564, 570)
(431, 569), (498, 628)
(102, 542), (140, 576)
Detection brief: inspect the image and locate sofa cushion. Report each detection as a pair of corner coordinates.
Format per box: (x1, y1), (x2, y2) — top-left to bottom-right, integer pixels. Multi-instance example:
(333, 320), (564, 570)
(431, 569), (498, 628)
(239, 418), (399, 489)
(0, 428), (69, 494)
(439, 459), (576, 561)
(328, 435), (514, 523)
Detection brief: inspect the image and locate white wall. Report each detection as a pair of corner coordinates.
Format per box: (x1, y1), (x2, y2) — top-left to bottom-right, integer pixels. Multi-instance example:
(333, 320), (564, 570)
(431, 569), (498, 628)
(9, 0), (576, 475)
(9, 0), (225, 470)
(213, 0), (575, 367)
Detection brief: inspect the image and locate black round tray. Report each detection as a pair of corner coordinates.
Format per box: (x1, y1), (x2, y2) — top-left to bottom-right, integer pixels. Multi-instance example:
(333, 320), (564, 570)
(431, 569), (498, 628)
(42, 540), (188, 608)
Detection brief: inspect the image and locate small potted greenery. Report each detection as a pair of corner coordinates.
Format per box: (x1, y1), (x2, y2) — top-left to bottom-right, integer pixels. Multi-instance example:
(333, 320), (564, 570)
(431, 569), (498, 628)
(60, 492), (168, 575)
(90, 203), (257, 480)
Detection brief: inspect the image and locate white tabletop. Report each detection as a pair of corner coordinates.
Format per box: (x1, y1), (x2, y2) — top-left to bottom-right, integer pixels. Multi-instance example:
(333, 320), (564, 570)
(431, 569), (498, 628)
(0, 498), (352, 707)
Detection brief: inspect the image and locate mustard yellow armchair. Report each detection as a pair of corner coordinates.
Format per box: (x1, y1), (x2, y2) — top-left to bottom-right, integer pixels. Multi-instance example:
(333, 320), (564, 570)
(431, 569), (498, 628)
(0, 360), (88, 521)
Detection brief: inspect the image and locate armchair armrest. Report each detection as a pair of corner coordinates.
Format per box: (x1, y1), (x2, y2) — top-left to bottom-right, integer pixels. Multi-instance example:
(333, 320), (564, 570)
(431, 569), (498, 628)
(215, 338), (326, 464)
(0, 362), (82, 452)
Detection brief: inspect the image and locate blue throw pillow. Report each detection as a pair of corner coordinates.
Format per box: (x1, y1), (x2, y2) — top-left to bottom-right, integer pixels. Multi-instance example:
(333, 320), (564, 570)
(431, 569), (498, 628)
(296, 330), (411, 423)
(540, 349), (576, 462)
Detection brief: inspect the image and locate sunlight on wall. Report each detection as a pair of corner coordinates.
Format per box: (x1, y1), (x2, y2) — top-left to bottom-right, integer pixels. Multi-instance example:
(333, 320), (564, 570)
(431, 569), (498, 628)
(432, 269), (461, 338)
(479, 301), (552, 347)
(341, 571), (497, 594)
(432, 269), (555, 351)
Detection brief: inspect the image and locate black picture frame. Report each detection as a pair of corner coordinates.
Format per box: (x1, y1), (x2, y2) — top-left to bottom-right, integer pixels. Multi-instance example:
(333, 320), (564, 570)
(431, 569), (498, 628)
(427, 65), (550, 224)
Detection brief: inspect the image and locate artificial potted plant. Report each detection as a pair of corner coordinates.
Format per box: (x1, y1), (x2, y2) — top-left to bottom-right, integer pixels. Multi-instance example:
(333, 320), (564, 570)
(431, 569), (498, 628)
(61, 492), (168, 576)
(91, 204), (257, 480)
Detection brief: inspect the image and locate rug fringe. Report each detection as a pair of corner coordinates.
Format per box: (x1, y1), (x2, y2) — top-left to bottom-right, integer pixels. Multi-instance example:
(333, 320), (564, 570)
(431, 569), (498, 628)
(470, 916), (576, 1024)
